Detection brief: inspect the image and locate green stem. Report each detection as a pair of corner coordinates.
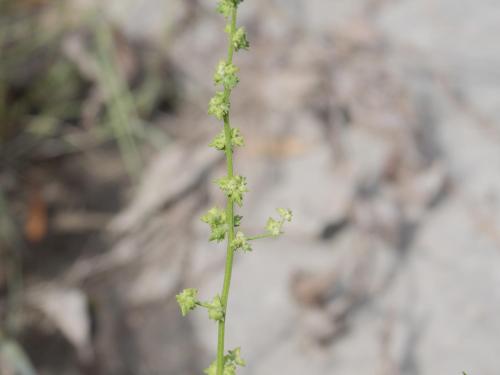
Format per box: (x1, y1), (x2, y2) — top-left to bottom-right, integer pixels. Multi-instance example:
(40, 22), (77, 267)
(217, 6), (238, 375)
(247, 233), (275, 241)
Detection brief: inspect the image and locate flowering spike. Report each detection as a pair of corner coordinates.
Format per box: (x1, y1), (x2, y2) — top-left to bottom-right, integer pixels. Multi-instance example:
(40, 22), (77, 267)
(177, 0), (291, 373)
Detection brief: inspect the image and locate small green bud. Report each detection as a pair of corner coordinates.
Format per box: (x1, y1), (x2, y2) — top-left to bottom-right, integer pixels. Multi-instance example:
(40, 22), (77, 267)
(206, 295), (225, 322)
(216, 175), (248, 206)
(231, 231), (252, 252)
(266, 217), (282, 237)
(209, 128), (244, 151)
(214, 61), (239, 89)
(232, 27), (250, 51)
(176, 288), (198, 316)
(201, 207), (227, 242)
(277, 208), (293, 222)
(208, 92), (230, 120)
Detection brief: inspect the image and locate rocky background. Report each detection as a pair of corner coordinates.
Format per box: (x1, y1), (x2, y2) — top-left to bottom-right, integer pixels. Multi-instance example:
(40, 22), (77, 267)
(1, 0), (500, 374)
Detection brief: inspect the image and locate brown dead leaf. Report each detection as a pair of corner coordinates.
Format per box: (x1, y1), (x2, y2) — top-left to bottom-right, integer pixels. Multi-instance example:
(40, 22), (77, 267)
(24, 189), (47, 243)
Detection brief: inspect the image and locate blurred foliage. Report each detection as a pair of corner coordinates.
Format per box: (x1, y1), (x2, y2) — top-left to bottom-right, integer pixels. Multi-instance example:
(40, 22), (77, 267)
(0, 0), (173, 178)
(0, 0), (81, 142)
(0, 0), (178, 370)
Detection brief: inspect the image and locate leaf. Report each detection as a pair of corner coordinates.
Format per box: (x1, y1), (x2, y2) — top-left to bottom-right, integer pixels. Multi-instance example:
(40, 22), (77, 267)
(24, 189), (47, 243)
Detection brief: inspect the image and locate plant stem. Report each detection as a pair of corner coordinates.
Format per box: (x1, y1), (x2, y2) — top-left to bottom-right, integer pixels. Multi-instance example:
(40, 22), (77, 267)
(217, 6), (238, 375)
(247, 233), (275, 241)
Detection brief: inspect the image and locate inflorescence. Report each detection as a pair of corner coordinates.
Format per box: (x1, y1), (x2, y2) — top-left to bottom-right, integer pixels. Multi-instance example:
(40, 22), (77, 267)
(176, 1), (292, 374)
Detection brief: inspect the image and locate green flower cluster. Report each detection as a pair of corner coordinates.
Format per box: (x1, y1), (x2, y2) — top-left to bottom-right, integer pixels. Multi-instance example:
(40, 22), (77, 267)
(266, 208), (293, 237)
(216, 175), (248, 206)
(176, 288), (198, 316)
(205, 348), (246, 375)
(217, 0), (244, 18)
(232, 27), (250, 51)
(202, 207), (243, 242)
(214, 61), (239, 89)
(208, 92), (230, 120)
(201, 207), (228, 242)
(175, 289), (225, 322)
(209, 6), (249, 122)
(231, 231), (252, 252)
(205, 295), (225, 322)
(209, 128), (244, 151)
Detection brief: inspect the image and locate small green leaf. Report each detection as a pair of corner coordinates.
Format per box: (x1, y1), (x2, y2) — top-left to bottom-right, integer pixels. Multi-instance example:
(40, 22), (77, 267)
(176, 288), (198, 316)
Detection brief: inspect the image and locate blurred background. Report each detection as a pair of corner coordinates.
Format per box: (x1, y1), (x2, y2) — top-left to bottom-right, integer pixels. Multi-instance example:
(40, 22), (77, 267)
(1, 0), (500, 374)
